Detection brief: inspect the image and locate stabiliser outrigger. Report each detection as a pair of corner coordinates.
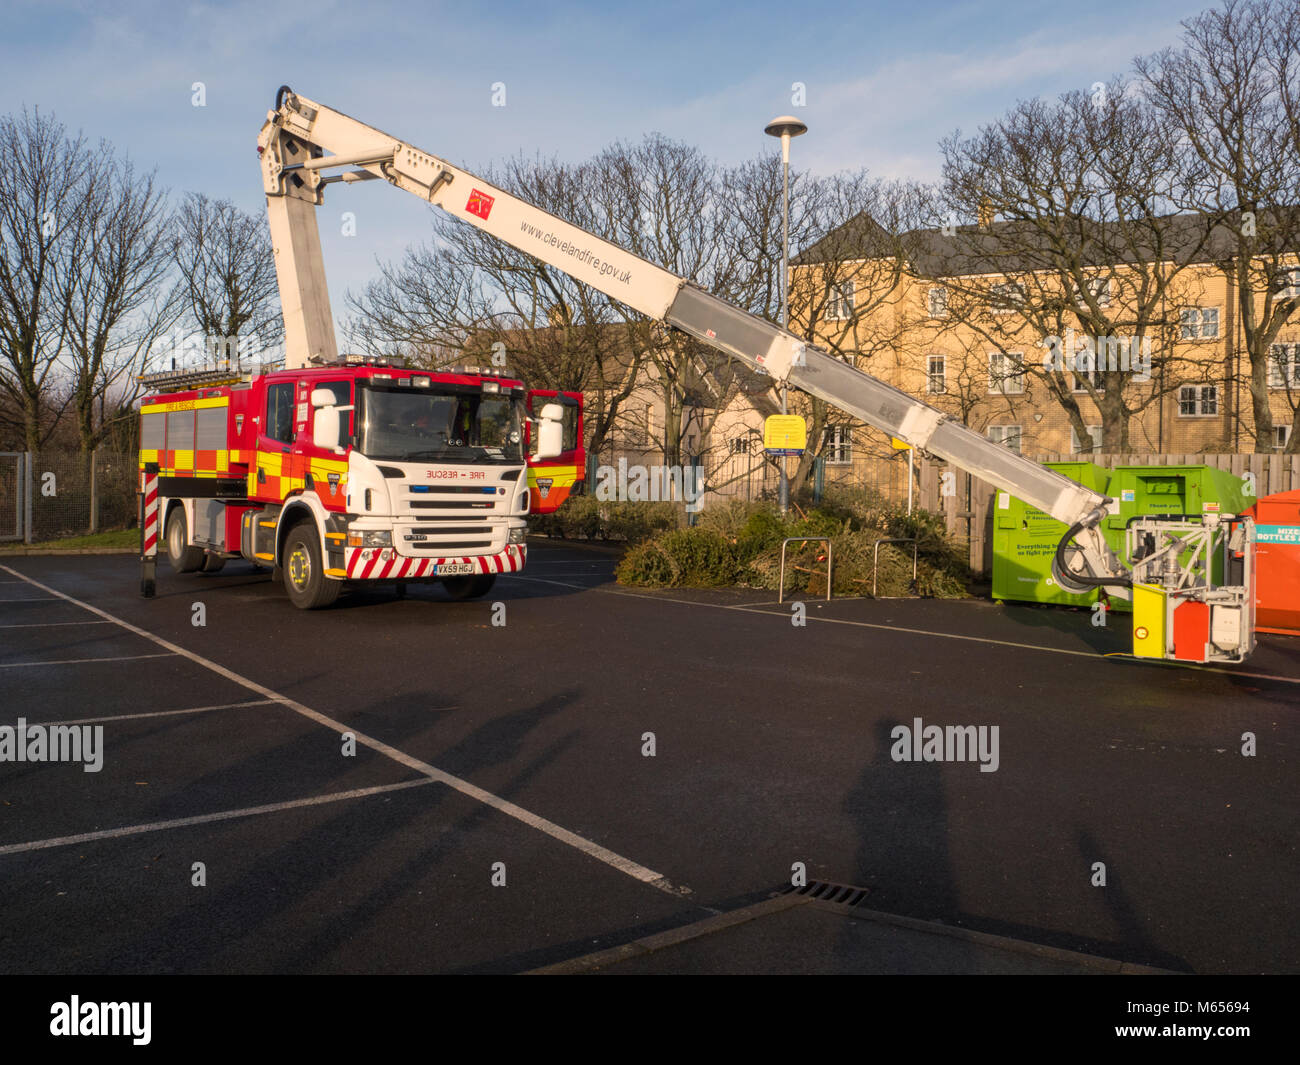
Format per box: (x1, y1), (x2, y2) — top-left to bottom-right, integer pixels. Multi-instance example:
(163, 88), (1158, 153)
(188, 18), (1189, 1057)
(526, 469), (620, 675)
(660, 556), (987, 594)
(153, 85), (1259, 662)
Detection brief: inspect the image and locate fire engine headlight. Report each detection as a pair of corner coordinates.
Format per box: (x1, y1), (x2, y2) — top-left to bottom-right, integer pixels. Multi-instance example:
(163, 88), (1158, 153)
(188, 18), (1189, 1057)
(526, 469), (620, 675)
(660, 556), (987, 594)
(508, 526), (527, 544)
(347, 530), (392, 548)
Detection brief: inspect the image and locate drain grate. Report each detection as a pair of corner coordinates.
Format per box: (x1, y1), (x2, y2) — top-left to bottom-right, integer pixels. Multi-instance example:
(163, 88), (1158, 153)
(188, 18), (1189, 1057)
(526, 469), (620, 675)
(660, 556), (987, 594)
(779, 879), (870, 907)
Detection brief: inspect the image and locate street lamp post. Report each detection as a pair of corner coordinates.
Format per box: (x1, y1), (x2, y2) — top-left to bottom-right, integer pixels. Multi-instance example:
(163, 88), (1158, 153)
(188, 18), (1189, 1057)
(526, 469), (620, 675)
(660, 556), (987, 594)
(764, 115), (807, 515)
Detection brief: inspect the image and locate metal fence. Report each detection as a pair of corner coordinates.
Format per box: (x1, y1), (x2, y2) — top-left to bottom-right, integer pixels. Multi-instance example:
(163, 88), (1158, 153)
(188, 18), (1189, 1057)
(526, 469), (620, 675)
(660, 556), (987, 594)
(6, 450), (139, 543)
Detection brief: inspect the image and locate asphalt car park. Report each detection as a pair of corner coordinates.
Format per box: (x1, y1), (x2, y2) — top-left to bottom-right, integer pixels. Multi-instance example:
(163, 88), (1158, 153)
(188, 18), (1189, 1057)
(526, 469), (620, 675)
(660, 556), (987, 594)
(0, 542), (1295, 973)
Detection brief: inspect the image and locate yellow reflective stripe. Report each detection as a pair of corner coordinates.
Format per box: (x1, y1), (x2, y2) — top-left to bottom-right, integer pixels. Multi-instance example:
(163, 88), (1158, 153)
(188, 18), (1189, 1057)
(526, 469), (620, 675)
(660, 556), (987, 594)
(309, 457), (348, 475)
(140, 449), (159, 463)
(528, 465), (578, 488)
(140, 396), (229, 414)
(172, 450), (194, 469)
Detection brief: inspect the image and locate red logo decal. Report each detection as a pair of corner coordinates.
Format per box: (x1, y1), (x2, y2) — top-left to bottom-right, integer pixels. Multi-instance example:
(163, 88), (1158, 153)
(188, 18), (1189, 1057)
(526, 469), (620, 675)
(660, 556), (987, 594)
(466, 189), (495, 220)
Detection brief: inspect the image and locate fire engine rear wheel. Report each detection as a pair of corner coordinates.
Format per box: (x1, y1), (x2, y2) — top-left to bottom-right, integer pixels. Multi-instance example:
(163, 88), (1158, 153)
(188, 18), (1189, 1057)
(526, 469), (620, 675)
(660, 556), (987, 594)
(165, 508), (204, 574)
(441, 574), (496, 600)
(282, 523), (340, 609)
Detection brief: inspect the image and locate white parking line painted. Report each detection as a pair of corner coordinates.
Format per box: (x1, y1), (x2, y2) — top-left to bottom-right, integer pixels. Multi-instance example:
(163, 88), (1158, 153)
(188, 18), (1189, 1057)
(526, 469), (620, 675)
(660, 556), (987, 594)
(33, 699), (280, 727)
(0, 653), (176, 669)
(0, 620), (114, 629)
(512, 575), (1300, 687)
(0, 779), (437, 855)
(0, 564), (688, 896)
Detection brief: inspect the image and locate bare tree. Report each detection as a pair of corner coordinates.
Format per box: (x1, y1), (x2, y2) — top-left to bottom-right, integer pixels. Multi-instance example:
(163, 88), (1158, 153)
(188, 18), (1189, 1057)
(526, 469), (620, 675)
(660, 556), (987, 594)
(173, 193), (282, 366)
(0, 108), (86, 451)
(60, 155), (179, 452)
(931, 80), (1220, 452)
(1137, 0), (1300, 452)
(588, 135), (742, 467)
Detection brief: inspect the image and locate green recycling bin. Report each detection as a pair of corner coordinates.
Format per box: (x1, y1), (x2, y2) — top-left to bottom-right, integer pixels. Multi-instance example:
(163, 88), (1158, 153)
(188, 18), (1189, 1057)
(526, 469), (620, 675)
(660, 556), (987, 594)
(992, 461), (1111, 606)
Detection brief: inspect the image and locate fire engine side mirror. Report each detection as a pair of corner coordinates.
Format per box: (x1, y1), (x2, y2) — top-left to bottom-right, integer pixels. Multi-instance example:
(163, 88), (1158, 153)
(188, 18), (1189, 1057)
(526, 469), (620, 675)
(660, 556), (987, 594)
(535, 403), (564, 461)
(310, 389), (352, 453)
(314, 407), (342, 452)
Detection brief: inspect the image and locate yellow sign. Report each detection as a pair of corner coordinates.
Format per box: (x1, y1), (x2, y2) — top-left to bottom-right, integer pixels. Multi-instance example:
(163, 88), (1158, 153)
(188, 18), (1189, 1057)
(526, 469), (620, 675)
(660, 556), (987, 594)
(763, 415), (806, 455)
(890, 437), (912, 451)
(140, 396), (229, 414)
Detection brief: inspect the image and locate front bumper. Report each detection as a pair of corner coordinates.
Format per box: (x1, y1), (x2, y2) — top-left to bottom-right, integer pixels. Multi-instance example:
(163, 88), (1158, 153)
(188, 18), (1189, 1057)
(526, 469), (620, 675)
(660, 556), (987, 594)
(343, 543), (526, 580)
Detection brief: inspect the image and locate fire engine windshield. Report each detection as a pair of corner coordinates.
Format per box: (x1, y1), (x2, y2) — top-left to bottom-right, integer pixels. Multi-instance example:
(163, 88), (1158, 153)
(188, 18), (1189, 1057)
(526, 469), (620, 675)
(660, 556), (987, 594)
(356, 384), (524, 464)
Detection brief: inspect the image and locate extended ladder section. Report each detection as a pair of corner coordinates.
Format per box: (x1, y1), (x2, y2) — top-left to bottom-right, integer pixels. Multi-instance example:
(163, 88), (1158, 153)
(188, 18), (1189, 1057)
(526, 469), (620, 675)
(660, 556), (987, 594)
(258, 86), (1262, 665)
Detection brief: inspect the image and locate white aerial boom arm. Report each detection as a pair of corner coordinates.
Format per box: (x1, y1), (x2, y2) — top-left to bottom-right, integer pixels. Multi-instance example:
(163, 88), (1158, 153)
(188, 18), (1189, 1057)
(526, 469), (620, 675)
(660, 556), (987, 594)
(258, 87), (1127, 594)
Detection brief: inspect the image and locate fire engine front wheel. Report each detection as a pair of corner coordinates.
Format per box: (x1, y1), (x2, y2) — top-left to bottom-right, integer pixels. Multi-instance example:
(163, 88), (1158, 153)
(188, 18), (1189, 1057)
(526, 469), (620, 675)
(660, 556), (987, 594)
(282, 524), (341, 609)
(165, 508), (205, 574)
(441, 574), (496, 600)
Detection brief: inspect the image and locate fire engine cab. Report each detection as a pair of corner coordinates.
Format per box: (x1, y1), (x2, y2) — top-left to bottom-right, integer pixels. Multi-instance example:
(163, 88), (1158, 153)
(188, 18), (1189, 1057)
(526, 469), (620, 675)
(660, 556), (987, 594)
(139, 359), (582, 608)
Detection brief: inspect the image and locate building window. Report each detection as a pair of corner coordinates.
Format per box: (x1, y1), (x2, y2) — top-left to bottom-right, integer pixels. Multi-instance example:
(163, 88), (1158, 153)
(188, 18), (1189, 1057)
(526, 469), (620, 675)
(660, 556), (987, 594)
(1071, 425), (1103, 453)
(987, 425), (1022, 453)
(1178, 385), (1218, 416)
(826, 280), (855, 321)
(826, 426), (853, 465)
(1180, 307), (1219, 339)
(1276, 267), (1300, 298)
(1276, 424), (1292, 451)
(730, 436), (750, 455)
(927, 355), (946, 394)
(927, 286), (948, 318)
(1071, 356), (1105, 393)
(1269, 343), (1300, 389)
(989, 282), (1025, 313)
(1075, 276), (1112, 308)
(988, 351), (1025, 394)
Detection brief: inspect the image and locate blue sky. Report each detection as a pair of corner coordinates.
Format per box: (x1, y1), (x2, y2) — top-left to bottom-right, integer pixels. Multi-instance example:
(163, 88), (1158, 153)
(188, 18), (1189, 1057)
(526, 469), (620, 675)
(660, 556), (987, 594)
(1, 0), (1211, 333)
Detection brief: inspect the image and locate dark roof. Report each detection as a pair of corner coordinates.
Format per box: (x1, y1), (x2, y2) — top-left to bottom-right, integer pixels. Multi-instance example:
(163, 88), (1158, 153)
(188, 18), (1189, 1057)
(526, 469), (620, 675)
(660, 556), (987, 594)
(796, 208), (1300, 278)
(793, 212), (895, 266)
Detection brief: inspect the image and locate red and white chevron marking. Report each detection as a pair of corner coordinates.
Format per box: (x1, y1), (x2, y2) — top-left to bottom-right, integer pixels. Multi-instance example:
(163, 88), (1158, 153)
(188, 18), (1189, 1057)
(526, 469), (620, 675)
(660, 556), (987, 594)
(344, 543), (526, 580)
(141, 475), (159, 557)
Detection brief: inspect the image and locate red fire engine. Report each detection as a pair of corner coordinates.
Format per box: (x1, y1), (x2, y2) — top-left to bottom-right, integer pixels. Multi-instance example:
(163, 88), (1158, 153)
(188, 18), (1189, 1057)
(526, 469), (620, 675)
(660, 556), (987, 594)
(138, 359), (583, 608)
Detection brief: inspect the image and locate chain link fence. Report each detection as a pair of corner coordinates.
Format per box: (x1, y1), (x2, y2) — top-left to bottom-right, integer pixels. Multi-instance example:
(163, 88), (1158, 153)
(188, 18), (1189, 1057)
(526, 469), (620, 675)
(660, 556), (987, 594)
(10, 450), (139, 543)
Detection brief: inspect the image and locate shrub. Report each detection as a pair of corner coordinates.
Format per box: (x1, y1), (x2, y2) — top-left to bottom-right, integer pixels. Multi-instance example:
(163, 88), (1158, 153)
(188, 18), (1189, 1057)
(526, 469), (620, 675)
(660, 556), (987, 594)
(616, 540), (675, 585)
(530, 495), (681, 542)
(617, 495), (971, 599)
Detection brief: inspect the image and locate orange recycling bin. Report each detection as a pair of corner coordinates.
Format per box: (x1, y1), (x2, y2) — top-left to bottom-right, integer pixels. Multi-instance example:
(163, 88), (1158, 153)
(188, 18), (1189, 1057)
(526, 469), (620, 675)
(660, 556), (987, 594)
(1248, 489), (1300, 636)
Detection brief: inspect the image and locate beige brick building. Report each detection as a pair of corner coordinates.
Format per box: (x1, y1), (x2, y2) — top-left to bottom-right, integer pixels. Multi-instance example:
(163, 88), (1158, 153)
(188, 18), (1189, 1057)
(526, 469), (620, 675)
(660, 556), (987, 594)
(787, 212), (1300, 473)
